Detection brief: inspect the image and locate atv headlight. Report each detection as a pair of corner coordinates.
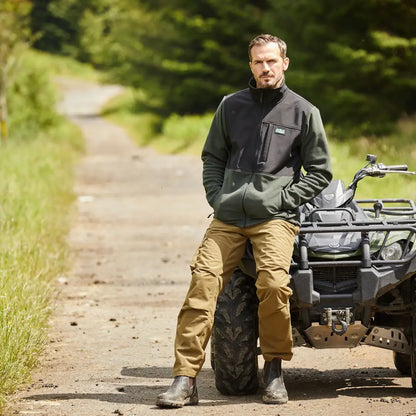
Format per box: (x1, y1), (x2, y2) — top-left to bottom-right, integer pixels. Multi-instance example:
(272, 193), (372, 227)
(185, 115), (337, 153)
(380, 242), (403, 260)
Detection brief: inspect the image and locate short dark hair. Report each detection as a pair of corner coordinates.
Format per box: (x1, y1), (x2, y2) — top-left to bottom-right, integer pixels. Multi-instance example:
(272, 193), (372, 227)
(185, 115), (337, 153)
(248, 34), (287, 61)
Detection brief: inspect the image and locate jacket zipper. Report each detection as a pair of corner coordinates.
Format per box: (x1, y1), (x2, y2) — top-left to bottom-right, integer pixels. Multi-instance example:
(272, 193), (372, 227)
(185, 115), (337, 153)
(258, 92), (270, 166)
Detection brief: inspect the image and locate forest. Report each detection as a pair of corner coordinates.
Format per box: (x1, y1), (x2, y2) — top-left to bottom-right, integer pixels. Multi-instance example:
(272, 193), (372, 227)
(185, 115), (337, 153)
(27, 0), (416, 137)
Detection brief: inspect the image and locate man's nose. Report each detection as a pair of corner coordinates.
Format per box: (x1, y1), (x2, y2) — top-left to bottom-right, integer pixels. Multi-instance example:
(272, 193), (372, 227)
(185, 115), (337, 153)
(262, 62), (271, 72)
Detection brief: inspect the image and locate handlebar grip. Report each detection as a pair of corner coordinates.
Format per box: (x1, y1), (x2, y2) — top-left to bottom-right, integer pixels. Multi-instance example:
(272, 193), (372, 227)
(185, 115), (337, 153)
(385, 165), (408, 171)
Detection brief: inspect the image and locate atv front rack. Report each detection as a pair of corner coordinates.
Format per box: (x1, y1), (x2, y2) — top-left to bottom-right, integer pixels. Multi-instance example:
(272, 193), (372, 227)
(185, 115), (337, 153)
(357, 198), (416, 217)
(293, 218), (416, 269)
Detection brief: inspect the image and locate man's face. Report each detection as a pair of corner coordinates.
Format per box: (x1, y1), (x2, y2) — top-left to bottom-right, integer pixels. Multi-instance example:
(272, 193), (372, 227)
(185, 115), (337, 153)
(249, 42), (289, 89)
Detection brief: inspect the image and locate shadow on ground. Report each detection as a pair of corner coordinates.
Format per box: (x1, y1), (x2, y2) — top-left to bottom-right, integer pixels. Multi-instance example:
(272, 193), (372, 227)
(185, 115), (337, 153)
(22, 366), (413, 408)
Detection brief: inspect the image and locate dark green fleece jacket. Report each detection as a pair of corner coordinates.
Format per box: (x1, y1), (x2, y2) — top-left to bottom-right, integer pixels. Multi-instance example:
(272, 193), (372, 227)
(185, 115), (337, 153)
(202, 78), (332, 227)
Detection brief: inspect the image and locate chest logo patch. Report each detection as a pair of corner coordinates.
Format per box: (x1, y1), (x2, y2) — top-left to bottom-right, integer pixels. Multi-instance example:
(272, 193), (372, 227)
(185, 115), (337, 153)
(275, 128), (286, 135)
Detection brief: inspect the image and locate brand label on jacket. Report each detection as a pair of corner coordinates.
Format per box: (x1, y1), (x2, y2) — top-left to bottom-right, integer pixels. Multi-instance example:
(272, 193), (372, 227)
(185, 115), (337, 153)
(275, 128), (286, 135)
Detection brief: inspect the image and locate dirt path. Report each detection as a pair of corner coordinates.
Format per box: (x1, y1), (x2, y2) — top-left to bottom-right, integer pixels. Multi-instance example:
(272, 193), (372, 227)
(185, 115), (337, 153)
(4, 79), (416, 416)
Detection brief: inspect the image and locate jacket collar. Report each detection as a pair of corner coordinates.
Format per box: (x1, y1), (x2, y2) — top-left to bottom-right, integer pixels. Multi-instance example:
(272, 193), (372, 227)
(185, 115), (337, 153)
(248, 77), (287, 104)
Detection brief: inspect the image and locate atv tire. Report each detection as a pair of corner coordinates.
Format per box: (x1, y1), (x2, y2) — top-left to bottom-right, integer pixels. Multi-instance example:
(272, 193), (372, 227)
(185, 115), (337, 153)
(393, 351), (411, 375)
(212, 268), (259, 395)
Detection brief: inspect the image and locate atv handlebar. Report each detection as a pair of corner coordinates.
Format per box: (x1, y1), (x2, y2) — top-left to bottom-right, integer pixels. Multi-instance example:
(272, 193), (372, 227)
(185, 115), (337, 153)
(342, 155), (415, 207)
(384, 164), (409, 171)
(366, 163), (415, 177)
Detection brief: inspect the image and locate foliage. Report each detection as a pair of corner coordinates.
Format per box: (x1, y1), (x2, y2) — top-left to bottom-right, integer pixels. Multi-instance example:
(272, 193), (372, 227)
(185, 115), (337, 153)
(1, 48), (92, 143)
(8, 50), (60, 138)
(31, 0), (87, 56)
(0, 120), (83, 406)
(0, 0), (33, 140)
(0, 47), (84, 406)
(29, 50), (101, 81)
(30, 0), (115, 60)
(32, 0), (267, 114)
(265, 0), (416, 136)
(30, 0), (416, 135)
(122, 0), (267, 114)
(0, 1), (32, 54)
(0, 0), (32, 72)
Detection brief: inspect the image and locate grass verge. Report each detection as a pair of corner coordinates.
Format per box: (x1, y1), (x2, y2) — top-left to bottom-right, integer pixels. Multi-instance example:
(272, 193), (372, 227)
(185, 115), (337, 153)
(29, 50), (103, 82)
(0, 120), (84, 406)
(102, 88), (213, 156)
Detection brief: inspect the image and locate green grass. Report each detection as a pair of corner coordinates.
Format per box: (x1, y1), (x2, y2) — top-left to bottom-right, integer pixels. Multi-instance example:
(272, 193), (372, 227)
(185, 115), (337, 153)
(0, 120), (83, 405)
(0, 47), (86, 407)
(104, 88), (416, 201)
(28, 49), (102, 82)
(102, 88), (213, 156)
(327, 117), (416, 201)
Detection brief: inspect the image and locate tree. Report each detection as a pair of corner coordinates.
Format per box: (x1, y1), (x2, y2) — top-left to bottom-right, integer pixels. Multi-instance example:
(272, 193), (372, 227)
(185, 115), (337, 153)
(78, 0), (268, 114)
(28, 0), (416, 136)
(264, 0), (416, 136)
(0, 0), (32, 143)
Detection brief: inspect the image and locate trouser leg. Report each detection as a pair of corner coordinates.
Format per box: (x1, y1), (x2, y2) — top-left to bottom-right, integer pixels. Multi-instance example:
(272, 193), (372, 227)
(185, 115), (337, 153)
(248, 220), (298, 362)
(173, 219), (247, 377)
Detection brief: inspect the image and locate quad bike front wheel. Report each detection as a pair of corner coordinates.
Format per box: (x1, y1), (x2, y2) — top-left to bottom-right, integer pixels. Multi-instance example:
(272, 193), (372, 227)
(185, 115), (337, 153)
(211, 268), (259, 395)
(393, 351), (411, 376)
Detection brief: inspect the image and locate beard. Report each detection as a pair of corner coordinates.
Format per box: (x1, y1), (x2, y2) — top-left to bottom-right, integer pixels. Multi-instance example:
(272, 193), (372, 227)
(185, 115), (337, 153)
(256, 73), (283, 89)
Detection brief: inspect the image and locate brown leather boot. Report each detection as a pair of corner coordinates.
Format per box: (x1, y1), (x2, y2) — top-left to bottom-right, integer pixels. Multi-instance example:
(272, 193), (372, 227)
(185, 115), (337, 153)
(156, 376), (198, 408)
(262, 358), (288, 404)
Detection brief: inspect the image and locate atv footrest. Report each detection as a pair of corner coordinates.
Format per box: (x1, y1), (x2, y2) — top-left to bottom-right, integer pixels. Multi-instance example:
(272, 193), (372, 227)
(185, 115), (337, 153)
(362, 326), (410, 354)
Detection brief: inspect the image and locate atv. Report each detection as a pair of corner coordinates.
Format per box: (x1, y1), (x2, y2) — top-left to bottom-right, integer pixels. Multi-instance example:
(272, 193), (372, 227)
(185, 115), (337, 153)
(211, 154), (416, 395)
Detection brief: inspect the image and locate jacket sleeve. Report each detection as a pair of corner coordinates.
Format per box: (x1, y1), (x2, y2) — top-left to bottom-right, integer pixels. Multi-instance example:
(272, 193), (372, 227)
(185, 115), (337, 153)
(280, 106), (332, 209)
(201, 98), (230, 207)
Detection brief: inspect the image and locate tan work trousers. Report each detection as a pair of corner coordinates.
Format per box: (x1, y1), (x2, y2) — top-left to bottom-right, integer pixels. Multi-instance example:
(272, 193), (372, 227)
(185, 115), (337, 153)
(173, 218), (299, 378)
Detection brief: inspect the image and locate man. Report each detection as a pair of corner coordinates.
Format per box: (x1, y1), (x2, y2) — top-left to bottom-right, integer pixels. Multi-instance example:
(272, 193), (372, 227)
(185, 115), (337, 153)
(156, 34), (332, 408)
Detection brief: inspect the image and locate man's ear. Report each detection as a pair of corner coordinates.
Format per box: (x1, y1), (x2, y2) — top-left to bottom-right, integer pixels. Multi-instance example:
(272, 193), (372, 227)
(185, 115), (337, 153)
(283, 57), (290, 71)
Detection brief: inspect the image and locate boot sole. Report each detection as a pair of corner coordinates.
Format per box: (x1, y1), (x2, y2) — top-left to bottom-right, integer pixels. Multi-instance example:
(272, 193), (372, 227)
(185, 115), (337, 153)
(262, 395), (288, 405)
(156, 396), (199, 408)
